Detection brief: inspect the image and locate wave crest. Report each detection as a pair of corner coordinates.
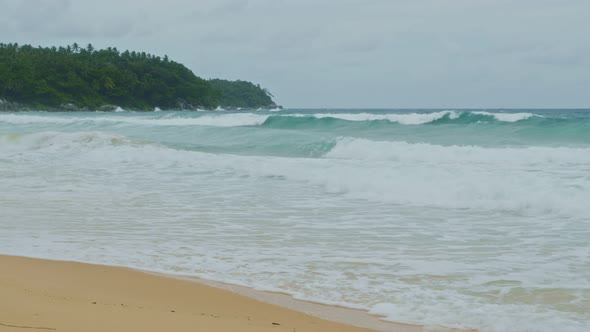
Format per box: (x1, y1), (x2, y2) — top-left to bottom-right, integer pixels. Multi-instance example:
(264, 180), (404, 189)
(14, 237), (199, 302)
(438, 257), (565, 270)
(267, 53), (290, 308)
(0, 113), (270, 127)
(2, 131), (588, 218)
(308, 111), (460, 124)
(0, 131), (131, 153)
(0, 111), (544, 129)
(471, 111), (540, 122)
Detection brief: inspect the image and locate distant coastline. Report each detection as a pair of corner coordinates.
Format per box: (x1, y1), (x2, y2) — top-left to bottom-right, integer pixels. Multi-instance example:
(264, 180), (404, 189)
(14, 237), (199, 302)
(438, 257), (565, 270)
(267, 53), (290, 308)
(0, 43), (281, 112)
(0, 98), (282, 112)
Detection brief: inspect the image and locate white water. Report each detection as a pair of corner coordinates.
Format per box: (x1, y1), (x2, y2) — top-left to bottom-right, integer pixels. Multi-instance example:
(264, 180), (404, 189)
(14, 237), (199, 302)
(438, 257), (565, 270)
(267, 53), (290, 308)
(471, 111), (539, 122)
(1, 110), (589, 332)
(0, 113), (269, 127)
(0, 110), (543, 128)
(309, 111), (461, 124)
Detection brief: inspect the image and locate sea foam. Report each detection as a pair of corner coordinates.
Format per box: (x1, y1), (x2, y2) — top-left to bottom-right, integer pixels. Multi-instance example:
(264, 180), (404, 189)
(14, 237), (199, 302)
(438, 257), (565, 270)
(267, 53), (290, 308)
(471, 111), (539, 122)
(0, 113), (270, 127)
(307, 111), (460, 124)
(1, 109), (589, 332)
(0, 110), (544, 128)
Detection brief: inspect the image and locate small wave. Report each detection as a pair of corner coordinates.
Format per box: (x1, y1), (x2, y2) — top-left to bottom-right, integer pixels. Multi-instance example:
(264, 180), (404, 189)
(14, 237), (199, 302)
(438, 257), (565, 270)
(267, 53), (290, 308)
(97, 114), (270, 127)
(308, 111), (460, 125)
(2, 131), (589, 218)
(313, 138), (590, 216)
(0, 131), (131, 153)
(0, 111), (549, 129)
(141, 114), (269, 127)
(325, 137), (590, 164)
(0, 113), (270, 127)
(471, 111), (540, 122)
(0, 114), (78, 124)
(307, 111), (543, 124)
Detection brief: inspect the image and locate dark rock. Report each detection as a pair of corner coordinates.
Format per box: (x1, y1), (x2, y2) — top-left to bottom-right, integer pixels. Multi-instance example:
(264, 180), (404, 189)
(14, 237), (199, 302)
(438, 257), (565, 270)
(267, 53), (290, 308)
(0, 99), (22, 112)
(60, 103), (80, 112)
(177, 99), (196, 110)
(97, 105), (119, 112)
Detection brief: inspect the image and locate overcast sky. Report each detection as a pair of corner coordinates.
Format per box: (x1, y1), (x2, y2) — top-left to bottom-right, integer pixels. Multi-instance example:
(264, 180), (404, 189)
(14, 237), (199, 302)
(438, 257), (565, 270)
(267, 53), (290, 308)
(1, 0), (588, 108)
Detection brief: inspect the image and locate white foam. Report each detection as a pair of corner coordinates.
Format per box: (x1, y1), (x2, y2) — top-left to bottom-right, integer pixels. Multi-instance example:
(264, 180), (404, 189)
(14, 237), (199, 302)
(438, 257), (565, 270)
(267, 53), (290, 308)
(1, 128), (589, 332)
(138, 113), (268, 127)
(326, 137), (590, 165)
(0, 131), (131, 153)
(316, 138), (590, 215)
(472, 111), (539, 122)
(2, 132), (589, 217)
(0, 111), (540, 128)
(308, 111), (460, 124)
(0, 113), (269, 127)
(0, 114), (78, 124)
(370, 296), (590, 332)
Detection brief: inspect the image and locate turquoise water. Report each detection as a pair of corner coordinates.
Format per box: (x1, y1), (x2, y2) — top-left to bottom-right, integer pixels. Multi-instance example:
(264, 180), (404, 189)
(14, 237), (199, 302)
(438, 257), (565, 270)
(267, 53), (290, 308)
(1, 109), (589, 331)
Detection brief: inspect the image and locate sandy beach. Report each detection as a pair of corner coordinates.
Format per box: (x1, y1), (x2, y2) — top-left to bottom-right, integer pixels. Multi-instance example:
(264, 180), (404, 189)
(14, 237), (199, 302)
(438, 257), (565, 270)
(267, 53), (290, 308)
(0, 255), (428, 332)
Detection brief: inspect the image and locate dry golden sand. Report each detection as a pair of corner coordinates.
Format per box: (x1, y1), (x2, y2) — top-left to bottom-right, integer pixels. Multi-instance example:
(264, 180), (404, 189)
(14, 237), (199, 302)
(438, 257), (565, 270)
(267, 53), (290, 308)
(0, 255), (427, 332)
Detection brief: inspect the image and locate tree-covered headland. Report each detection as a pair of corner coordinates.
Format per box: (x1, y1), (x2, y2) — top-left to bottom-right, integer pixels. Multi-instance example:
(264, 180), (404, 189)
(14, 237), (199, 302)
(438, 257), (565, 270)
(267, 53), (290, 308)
(208, 79), (275, 109)
(0, 43), (279, 111)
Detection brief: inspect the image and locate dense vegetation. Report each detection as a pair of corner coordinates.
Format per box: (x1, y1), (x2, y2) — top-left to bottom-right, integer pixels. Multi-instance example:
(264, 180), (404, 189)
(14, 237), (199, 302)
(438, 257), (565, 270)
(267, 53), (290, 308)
(208, 79), (275, 109)
(0, 43), (276, 111)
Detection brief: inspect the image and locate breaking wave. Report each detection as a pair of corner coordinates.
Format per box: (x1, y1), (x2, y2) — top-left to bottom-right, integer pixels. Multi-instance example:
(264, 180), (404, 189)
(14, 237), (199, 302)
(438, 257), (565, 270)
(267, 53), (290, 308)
(3, 131), (588, 218)
(0, 110), (547, 129)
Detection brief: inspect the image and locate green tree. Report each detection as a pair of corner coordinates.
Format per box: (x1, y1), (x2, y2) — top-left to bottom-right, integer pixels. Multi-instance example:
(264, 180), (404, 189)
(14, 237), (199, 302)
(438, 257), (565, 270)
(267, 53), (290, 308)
(208, 79), (275, 108)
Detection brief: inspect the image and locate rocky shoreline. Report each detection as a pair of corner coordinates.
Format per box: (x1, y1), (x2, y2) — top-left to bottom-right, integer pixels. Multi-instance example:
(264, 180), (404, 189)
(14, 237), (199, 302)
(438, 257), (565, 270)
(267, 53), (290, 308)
(0, 99), (283, 112)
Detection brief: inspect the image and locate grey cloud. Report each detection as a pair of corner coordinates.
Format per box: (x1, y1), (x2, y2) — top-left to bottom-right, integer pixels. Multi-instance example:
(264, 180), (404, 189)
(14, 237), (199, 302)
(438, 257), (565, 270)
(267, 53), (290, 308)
(1, 0), (71, 33)
(184, 0), (249, 20)
(0, 0), (589, 108)
(525, 48), (590, 67)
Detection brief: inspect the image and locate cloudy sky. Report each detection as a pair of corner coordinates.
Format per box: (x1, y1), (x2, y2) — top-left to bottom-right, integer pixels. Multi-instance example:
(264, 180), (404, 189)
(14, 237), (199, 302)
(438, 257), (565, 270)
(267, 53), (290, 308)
(1, 0), (588, 108)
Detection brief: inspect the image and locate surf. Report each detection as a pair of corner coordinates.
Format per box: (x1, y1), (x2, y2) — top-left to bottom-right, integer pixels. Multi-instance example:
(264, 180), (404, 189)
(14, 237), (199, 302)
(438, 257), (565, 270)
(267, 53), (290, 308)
(1, 109), (589, 332)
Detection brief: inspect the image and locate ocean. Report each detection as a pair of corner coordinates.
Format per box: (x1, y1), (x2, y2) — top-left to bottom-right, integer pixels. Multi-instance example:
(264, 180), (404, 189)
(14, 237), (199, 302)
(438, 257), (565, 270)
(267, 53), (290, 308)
(0, 109), (589, 331)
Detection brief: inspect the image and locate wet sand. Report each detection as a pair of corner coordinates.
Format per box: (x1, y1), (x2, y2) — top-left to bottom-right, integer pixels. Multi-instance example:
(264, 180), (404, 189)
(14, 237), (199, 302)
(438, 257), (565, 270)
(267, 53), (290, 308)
(0, 255), (432, 332)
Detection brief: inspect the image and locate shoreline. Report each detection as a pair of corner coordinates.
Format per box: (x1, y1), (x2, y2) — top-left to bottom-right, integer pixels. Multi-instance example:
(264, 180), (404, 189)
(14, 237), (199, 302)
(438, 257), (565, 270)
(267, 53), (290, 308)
(0, 99), (282, 113)
(0, 255), (475, 332)
(150, 272), (422, 332)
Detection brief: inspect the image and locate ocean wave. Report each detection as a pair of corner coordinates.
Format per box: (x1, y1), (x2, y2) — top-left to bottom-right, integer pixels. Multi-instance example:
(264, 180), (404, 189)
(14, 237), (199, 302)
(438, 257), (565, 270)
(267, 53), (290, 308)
(471, 111), (540, 122)
(284, 111), (542, 124)
(2, 130), (589, 331)
(0, 131), (132, 153)
(0, 113), (270, 127)
(325, 137), (590, 165)
(0, 114), (80, 124)
(258, 111), (550, 129)
(5, 131), (585, 218)
(123, 113), (269, 127)
(308, 111), (461, 124)
(0, 111), (546, 129)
